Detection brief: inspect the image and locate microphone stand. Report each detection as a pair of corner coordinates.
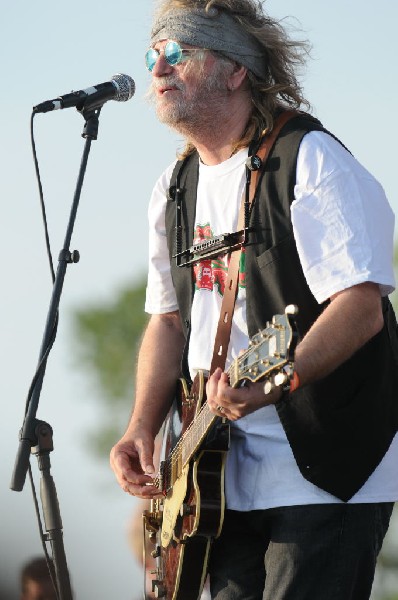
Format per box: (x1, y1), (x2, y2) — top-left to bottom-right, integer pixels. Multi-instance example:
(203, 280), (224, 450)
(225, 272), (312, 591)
(10, 105), (103, 600)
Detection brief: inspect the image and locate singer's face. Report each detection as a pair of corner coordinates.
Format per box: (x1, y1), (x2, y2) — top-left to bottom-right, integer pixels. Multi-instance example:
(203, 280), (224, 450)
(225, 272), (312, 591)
(149, 40), (232, 129)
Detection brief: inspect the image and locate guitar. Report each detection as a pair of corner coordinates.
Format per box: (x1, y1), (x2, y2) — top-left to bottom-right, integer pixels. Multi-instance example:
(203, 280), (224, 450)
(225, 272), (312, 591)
(143, 305), (298, 600)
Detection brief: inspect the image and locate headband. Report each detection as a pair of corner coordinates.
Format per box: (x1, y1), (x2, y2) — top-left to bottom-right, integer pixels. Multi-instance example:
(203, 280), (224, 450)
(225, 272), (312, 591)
(150, 7), (268, 79)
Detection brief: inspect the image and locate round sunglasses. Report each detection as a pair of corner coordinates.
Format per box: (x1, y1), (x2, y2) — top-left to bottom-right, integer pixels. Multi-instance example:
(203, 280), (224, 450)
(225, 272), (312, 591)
(145, 40), (203, 72)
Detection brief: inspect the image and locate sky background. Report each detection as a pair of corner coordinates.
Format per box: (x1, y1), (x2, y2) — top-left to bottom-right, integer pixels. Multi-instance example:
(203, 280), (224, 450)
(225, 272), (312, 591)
(1, 1), (397, 598)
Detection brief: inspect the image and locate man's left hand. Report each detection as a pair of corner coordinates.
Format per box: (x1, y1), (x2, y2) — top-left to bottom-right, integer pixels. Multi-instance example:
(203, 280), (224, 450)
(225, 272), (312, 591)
(206, 367), (282, 421)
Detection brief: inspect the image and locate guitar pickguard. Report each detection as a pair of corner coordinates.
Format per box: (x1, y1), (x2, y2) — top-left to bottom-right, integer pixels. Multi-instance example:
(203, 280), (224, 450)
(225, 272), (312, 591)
(161, 463), (190, 548)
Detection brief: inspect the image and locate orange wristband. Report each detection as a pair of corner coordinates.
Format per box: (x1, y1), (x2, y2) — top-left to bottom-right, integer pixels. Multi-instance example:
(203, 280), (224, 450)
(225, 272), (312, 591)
(290, 371), (300, 392)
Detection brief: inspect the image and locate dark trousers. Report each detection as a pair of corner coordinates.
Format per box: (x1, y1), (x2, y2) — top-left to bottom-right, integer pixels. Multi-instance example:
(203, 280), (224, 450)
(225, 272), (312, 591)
(208, 503), (394, 600)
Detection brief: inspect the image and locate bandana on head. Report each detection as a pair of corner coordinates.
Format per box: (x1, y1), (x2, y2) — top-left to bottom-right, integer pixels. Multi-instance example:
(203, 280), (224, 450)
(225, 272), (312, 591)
(150, 7), (268, 79)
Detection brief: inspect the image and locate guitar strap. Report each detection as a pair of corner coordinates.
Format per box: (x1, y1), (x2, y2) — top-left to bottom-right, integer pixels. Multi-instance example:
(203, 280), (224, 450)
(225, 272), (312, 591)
(209, 110), (298, 374)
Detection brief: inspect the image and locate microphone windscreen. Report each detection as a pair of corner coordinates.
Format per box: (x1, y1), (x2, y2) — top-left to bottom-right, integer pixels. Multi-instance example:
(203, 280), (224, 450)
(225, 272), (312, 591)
(112, 74), (136, 102)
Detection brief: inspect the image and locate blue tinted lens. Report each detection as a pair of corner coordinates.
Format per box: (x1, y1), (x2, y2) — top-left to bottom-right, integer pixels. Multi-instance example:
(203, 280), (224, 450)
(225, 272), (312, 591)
(164, 41), (183, 66)
(145, 41), (186, 72)
(145, 48), (158, 72)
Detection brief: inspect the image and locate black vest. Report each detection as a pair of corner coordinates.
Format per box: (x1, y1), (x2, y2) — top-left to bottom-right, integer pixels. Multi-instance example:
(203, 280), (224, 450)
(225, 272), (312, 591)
(165, 113), (398, 501)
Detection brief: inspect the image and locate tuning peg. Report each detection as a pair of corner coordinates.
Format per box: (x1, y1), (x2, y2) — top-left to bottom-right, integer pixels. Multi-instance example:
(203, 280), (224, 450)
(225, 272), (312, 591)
(274, 372), (289, 387)
(263, 380), (274, 395)
(285, 304), (298, 315)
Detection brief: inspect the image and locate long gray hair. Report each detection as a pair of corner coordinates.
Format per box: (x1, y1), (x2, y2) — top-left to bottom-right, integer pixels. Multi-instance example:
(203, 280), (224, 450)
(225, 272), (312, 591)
(153, 0), (311, 156)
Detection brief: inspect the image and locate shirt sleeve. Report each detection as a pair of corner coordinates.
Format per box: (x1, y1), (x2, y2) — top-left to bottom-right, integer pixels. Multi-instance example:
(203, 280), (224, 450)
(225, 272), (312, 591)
(291, 131), (396, 304)
(144, 161), (179, 314)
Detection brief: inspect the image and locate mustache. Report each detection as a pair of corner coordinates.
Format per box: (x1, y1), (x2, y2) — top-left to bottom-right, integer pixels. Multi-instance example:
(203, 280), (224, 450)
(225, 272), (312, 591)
(146, 76), (185, 105)
(151, 76), (185, 92)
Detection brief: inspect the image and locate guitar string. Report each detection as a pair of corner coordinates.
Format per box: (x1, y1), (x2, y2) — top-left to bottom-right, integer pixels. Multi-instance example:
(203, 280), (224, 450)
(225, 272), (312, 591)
(154, 324), (287, 489)
(155, 400), (215, 490)
(153, 349), (266, 489)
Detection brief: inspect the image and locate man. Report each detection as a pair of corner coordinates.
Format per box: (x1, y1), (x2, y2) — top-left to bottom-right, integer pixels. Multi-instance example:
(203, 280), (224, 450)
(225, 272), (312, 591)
(20, 557), (57, 600)
(110, 1), (398, 598)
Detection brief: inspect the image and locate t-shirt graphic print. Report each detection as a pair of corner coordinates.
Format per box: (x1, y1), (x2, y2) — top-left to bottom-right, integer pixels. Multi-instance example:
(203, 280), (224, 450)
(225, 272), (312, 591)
(193, 222), (246, 297)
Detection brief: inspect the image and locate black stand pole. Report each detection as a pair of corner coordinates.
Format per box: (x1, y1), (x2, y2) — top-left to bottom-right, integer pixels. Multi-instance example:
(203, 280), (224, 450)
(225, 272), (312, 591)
(10, 106), (102, 600)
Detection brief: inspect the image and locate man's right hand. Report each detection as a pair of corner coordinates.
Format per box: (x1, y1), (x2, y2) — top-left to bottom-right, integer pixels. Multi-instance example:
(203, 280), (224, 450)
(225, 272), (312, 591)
(110, 312), (185, 499)
(110, 431), (162, 499)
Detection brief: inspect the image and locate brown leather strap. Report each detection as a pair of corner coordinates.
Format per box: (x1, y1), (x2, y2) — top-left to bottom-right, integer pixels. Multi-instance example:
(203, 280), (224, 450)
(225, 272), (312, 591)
(209, 110), (298, 374)
(249, 110), (298, 202)
(210, 199), (246, 374)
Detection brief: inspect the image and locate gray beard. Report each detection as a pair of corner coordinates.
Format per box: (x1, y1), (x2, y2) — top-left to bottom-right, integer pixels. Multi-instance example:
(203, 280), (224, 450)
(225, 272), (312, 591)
(148, 67), (231, 137)
(156, 94), (198, 127)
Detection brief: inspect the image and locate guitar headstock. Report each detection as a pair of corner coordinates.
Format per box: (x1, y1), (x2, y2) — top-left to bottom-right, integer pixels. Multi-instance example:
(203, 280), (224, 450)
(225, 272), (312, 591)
(229, 305), (298, 388)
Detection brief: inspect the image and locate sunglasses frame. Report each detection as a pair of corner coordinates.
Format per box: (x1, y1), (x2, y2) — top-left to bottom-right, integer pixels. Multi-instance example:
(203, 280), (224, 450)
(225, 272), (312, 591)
(145, 40), (202, 72)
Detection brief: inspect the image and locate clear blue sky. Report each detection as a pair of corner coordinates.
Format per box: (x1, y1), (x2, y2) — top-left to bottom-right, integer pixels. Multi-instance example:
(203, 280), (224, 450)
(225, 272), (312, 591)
(1, 1), (397, 598)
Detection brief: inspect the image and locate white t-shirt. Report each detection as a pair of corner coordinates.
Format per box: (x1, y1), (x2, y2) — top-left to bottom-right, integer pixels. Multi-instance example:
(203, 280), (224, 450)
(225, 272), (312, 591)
(145, 131), (398, 509)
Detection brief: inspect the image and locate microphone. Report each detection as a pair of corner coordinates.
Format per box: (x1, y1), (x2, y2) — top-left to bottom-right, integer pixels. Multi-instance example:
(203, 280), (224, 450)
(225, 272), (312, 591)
(33, 73), (135, 114)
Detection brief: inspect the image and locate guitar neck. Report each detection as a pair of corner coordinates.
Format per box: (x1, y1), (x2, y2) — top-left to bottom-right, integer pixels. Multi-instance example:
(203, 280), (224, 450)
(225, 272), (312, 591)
(159, 401), (217, 492)
(160, 360), (244, 491)
(181, 402), (216, 465)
